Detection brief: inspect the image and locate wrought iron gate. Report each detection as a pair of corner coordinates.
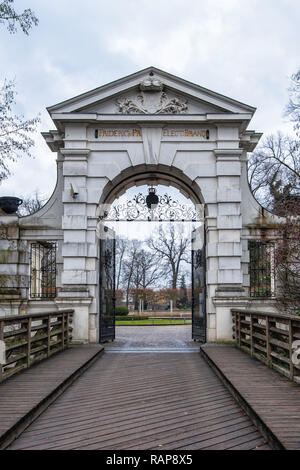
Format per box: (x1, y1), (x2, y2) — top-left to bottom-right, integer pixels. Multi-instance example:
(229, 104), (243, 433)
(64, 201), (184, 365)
(191, 226), (206, 342)
(99, 226), (116, 342)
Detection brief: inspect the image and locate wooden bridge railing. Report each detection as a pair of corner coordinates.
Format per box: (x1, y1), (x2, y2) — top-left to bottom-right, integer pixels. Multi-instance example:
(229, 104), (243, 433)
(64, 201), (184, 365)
(232, 309), (300, 384)
(0, 310), (74, 383)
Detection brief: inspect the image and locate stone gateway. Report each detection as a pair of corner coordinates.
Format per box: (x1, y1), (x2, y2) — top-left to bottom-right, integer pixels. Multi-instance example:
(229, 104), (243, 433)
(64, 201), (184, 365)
(0, 67), (281, 343)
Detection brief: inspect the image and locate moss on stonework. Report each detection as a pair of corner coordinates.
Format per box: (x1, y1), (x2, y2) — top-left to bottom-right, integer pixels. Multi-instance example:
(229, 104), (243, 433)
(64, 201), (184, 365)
(0, 250), (9, 264)
(0, 288), (19, 295)
(0, 274), (8, 288)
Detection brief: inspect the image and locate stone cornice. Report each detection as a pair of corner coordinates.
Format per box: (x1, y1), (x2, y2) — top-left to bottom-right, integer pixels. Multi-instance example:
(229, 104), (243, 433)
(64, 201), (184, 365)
(214, 149), (244, 156)
(51, 112), (252, 123)
(50, 112), (254, 134)
(239, 130), (263, 151)
(41, 130), (65, 152)
(213, 297), (250, 306)
(60, 149), (90, 157)
(214, 149), (243, 161)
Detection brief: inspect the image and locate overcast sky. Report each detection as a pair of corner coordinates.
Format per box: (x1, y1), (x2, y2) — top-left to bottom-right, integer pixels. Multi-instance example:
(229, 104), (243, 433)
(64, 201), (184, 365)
(0, 0), (299, 199)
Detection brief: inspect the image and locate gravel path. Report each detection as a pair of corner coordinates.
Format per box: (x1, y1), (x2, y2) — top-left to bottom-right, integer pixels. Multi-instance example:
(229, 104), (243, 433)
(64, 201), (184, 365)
(104, 325), (199, 352)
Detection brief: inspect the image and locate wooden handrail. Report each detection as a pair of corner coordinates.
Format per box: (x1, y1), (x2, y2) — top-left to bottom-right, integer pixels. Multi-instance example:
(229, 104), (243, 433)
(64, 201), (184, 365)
(0, 310), (74, 383)
(0, 310), (74, 323)
(232, 309), (300, 384)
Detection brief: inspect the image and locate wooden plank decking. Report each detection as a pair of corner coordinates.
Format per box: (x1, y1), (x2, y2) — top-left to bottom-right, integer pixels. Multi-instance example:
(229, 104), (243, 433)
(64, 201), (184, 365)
(0, 345), (103, 449)
(201, 344), (300, 450)
(8, 352), (269, 450)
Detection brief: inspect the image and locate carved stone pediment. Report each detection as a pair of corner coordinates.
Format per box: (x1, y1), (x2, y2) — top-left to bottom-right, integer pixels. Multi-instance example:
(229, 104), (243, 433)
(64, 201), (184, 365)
(47, 67), (257, 117)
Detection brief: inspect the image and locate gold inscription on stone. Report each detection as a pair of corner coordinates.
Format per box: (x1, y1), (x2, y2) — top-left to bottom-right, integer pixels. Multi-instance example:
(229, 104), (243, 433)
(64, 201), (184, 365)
(162, 129), (208, 138)
(94, 128), (142, 138)
(94, 128), (209, 139)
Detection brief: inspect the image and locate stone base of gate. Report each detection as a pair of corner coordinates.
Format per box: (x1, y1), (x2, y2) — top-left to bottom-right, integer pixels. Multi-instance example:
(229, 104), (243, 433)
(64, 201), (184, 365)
(206, 316), (217, 343)
(89, 312), (98, 343)
(213, 297), (249, 341)
(0, 294), (22, 317)
(55, 290), (92, 344)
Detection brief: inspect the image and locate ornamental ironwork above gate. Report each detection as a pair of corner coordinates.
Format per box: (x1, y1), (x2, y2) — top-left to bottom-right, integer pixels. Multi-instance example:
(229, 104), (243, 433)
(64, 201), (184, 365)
(99, 188), (204, 222)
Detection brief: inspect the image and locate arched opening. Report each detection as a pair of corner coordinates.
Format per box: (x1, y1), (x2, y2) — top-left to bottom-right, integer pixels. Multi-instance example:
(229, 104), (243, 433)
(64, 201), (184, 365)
(98, 164), (205, 208)
(97, 168), (206, 349)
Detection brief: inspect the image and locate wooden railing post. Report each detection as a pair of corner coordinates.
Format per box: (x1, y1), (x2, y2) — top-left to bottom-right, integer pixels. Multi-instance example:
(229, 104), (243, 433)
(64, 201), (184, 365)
(62, 313), (65, 350)
(232, 312), (236, 342)
(250, 315), (253, 357)
(238, 312), (241, 348)
(289, 319), (294, 381)
(0, 319), (4, 382)
(47, 315), (51, 358)
(27, 318), (32, 368)
(66, 313), (69, 347)
(266, 316), (271, 366)
(234, 311), (237, 343)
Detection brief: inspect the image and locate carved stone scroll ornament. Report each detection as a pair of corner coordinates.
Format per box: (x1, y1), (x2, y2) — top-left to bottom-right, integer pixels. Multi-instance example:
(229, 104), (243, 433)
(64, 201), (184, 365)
(116, 79), (188, 114)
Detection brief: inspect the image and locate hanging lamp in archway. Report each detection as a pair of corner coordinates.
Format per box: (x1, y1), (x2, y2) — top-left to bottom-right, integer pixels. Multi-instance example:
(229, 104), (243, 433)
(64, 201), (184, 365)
(145, 187), (159, 210)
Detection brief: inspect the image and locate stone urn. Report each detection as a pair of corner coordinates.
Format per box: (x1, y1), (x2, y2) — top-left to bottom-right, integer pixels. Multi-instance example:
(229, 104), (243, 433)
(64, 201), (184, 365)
(0, 197), (23, 214)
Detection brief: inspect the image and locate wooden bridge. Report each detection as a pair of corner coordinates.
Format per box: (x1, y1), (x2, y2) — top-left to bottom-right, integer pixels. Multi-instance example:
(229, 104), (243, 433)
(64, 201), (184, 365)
(1, 310), (300, 450)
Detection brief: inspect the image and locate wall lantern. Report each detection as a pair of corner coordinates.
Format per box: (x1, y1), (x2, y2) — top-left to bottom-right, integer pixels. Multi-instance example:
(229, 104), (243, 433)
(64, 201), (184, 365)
(146, 187), (159, 210)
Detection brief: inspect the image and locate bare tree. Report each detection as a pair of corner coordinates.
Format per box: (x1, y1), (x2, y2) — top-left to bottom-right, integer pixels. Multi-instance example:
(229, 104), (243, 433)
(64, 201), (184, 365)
(115, 238), (127, 290)
(248, 70), (300, 210)
(0, 80), (40, 183)
(248, 132), (300, 210)
(131, 249), (161, 290)
(119, 239), (163, 308)
(121, 239), (140, 306)
(0, 0), (38, 35)
(285, 69), (300, 137)
(0, 2), (40, 183)
(18, 190), (46, 216)
(147, 224), (190, 289)
(273, 199), (300, 315)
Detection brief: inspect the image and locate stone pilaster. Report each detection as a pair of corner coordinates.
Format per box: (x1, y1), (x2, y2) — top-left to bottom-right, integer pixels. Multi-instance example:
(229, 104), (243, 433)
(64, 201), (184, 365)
(0, 215), (30, 316)
(212, 147), (246, 340)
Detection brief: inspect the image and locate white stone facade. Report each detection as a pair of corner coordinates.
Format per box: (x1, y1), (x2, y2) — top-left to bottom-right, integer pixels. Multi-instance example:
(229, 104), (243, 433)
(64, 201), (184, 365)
(0, 67), (282, 343)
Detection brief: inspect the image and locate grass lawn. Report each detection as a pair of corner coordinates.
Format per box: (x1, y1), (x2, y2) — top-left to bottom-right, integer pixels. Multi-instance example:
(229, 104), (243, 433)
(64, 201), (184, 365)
(116, 319), (192, 326)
